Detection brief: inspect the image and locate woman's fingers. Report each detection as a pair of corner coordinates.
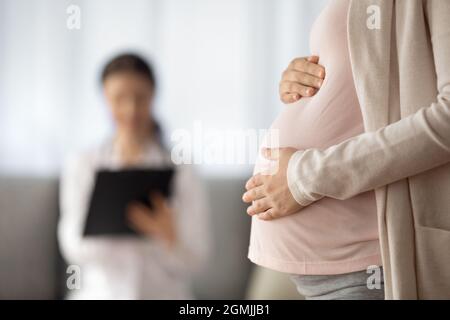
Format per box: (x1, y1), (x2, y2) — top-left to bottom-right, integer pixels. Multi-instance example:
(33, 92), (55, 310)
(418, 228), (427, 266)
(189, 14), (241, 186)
(280, 56), (325, 104)
(127, 203), (156, 234)
(307, 55), (320, 64)
(149, 192), (164, 208)
(247, 198), (271, 216)
(245, 174), (265, 191)
(148, 192), (172, 216)
(128, 202), (153, 217)
(281, 93), (301, 104)
(283, 70), (324, 89)
(279, 81), (316, 100)
(242, 185), (265, 203)
(289, 57), (325, 79)
(257, 208), (276, 221)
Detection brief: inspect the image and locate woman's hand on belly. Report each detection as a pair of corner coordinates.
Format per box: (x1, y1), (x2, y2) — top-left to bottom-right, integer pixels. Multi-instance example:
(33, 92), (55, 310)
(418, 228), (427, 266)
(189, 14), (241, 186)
(279, 56), (325, 104)
(243, 147), (306, 221)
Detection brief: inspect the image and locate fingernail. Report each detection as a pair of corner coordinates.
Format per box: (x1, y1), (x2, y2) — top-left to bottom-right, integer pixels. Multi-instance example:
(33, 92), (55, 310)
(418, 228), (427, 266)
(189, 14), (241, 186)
(317, 80), (323, 88)
(306, 89), (313, 95)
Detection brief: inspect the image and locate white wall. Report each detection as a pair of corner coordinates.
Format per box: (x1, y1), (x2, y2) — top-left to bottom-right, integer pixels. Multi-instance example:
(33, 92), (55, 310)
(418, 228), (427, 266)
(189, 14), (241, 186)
(0, 0), (328, 177)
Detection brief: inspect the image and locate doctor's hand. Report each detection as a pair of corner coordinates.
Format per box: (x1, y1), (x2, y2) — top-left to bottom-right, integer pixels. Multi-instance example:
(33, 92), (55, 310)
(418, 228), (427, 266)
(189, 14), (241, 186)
(127, 192), (177, 249)
(242, 148), (306, 221)
(280, 56), (325, 104)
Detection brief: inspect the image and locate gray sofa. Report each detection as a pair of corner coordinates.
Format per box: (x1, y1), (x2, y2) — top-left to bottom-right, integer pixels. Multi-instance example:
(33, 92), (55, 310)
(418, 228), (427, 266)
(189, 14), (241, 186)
(0, 175), (253, 299)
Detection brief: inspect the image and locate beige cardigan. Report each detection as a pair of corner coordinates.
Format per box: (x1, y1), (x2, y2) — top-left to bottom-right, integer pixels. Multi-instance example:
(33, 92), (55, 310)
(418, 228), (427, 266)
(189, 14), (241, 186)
(287, 0), (450, 299)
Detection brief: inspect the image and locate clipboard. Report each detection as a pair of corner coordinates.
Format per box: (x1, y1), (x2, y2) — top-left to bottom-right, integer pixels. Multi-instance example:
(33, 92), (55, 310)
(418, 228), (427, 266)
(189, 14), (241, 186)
(83, 167), (175, 237)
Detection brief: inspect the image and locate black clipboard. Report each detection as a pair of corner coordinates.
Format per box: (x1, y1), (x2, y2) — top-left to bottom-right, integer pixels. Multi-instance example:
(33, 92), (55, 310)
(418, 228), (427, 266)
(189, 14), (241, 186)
(83, 167), (175, 237)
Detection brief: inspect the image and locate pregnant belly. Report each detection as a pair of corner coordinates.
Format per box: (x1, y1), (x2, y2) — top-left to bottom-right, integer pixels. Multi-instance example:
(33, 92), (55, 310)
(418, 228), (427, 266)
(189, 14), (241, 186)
(249, 78), (379, 269)
(254, 74), (364, 175)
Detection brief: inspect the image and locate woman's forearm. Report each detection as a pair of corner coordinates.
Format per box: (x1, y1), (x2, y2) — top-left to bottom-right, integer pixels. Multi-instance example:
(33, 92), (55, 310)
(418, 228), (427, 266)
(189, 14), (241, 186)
(288, 96), (450, 204)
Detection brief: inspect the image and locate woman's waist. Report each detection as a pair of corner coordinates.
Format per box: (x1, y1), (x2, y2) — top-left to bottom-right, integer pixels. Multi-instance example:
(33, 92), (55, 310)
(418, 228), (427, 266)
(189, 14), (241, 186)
(250, 191), (379, 253)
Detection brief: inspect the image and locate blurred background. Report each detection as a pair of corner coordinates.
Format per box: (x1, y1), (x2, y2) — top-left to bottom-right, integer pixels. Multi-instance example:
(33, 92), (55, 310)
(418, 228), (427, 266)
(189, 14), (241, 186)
(0, 0), (327, 299)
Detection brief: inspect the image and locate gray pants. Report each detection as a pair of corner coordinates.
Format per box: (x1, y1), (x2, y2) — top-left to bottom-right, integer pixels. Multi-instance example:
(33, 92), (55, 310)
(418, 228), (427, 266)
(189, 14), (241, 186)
(290, 268), (385, 300)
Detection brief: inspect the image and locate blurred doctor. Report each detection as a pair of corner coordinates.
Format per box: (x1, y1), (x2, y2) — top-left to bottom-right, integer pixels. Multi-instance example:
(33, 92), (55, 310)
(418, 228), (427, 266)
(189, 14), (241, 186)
(58, 53), (210, 299)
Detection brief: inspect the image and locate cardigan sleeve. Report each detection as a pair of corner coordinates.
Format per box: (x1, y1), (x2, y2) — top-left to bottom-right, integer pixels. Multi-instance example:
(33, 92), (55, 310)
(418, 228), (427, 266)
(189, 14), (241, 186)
(287, 0), (450, 205)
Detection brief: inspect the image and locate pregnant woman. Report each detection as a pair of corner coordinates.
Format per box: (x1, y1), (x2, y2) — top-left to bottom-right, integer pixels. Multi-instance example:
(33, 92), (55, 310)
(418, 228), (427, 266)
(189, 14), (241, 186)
(243, 0), (450, 299)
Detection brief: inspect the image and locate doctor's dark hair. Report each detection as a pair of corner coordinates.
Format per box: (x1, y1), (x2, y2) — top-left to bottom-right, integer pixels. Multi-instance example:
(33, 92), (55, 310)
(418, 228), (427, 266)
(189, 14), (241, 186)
(101, 53), (156, 88)
(101, 53), (164, 147)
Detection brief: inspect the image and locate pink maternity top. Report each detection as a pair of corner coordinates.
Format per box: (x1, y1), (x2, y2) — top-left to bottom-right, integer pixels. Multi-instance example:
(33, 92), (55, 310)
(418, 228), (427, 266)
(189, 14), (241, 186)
(248, 0), (382, 275)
